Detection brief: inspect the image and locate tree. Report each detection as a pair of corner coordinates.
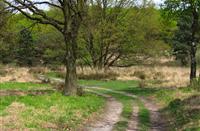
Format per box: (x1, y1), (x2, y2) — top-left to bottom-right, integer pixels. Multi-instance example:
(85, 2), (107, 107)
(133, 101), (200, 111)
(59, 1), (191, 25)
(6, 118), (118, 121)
(162, 0), (200, 82)
(17, 28), (35, 66)
(0, 1), (16, 63)
(79, 0), (133, 69)
(116, 3), (171, 66)
(3, 0), (87, 95)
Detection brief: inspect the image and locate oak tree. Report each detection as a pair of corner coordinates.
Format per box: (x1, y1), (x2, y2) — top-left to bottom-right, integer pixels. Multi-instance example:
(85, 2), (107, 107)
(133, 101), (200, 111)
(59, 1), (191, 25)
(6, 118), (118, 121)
(3, 0), (87, 95)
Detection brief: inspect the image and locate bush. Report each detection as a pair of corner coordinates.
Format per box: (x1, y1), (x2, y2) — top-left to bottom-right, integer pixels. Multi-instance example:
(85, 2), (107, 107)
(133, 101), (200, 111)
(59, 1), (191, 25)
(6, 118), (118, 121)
(132, 71), (146, 80)
(191, 77), (200, 91)
(0, 69), (7, 76)
(153, 72), (164, 80)
(78, 71), (118, 80)
(45, 71), (65, 78)
(29, 67), (46, 74)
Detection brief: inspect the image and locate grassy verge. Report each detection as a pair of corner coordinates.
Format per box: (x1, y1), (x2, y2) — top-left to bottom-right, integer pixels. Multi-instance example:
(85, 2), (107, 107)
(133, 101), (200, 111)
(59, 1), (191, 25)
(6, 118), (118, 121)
(0, 82), (51, 90)
(0, 92), (105, 130)
(162, 95), (200, 130)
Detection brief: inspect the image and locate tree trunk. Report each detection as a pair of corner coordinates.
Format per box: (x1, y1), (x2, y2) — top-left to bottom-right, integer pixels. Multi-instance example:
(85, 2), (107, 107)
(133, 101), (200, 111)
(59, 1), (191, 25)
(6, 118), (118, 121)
(63, 35), (78, 96)
(190, 44), (197, 82)
(190, 8), (198, 83)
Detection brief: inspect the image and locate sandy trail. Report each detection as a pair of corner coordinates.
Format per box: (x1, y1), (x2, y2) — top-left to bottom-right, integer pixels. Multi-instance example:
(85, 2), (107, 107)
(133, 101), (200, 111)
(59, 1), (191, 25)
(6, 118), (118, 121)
(140, 98), (167, 131)
(84, 90), (123, 131)
(127, 105), (139, 131)
(86, 87), (167, 131)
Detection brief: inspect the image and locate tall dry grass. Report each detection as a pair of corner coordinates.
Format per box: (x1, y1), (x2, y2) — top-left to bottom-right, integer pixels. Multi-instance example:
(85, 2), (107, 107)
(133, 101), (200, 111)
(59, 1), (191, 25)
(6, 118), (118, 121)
(0, 64), (199, 88)
(77, 66), (200, 88)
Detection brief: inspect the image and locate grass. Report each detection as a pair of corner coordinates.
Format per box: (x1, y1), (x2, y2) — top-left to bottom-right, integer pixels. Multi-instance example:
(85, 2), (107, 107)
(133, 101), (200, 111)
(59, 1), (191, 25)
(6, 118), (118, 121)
(0, 82), (51, 90)
(0, 92), (105, 130)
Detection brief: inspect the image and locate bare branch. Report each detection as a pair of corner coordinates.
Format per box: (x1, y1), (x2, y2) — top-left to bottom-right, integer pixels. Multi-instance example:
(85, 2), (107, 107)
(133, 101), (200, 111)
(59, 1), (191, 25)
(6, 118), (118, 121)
(3, 0), (64, 32)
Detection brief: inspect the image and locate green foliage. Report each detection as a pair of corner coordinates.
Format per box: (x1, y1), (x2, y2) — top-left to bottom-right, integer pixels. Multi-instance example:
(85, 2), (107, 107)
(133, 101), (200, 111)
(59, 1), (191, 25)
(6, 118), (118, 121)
(0, 2), (174, 67)
(172, 14), (194, 66)
(16, 28), (35, 66)
(162, 0), (200, 67)
(190, 77), (200, 91)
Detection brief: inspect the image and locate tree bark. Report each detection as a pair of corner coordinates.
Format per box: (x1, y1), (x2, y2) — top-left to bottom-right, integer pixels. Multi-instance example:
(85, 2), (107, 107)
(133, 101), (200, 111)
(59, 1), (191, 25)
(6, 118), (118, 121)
(190, 44), (197, 82)
(190, 7), (199, 82)
(63, 35), (78, 96)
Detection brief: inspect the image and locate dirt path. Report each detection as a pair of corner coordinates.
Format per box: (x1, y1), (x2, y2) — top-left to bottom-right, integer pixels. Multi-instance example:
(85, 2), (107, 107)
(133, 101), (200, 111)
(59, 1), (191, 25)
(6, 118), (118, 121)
(85, 89), (123, 131)
(140, 98), (167, 131)
(127, 105), (139, 131)
(86, 87), (167, 131)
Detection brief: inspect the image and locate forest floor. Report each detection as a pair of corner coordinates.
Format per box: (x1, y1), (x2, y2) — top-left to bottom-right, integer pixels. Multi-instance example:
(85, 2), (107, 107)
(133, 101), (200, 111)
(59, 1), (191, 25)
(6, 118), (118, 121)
(0, 66), (200, 130)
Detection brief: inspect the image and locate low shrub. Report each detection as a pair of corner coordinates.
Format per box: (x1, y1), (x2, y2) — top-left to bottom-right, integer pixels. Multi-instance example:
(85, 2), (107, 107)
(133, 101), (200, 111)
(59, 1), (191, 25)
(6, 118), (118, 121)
(78, 71), (118, 80)
(0, 69), (7, 76)
(46, 71), (65, 78)
(153, 72), (164, 80)
(29, 67), (46, 74)
(190, 77), (200, 91)
(132, 71), (146, 80)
